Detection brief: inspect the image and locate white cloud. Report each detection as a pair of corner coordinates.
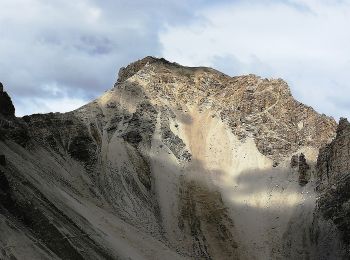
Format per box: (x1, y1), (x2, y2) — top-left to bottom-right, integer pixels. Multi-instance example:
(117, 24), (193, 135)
(14, 96), (88, 116)
(2, 0), (350, 119)
(0, 0), (209, 116)
(160, 0), (350, 120)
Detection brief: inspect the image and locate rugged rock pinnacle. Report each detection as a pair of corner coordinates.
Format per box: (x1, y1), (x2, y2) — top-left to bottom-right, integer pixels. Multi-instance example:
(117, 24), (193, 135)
(0, 82), (15, 117)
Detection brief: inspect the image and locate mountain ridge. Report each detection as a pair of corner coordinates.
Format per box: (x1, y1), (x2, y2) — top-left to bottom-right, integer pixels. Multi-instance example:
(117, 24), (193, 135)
(0, 57), (348, 259)
(90, 56), (336, 162)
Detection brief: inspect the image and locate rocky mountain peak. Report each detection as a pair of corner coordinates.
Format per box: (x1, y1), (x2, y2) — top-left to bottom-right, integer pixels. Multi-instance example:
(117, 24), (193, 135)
(117, 56), (176, 84)
(111, 57), (336, 161)
(0, 82), (15, 117)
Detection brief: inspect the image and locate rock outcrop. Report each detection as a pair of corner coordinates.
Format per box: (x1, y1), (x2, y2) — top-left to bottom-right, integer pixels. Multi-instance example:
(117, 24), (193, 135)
(316, 118), (350, 190)
(298, 153), (310, 185)
(0, 57), (346, 259)
(0, 82), (15, 117)
(313, 118), (350, 258)
(290, 153), (310, 185)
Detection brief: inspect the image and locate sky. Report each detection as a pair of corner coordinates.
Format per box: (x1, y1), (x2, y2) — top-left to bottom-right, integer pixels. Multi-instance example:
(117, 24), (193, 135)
(0, 0), (350, 120)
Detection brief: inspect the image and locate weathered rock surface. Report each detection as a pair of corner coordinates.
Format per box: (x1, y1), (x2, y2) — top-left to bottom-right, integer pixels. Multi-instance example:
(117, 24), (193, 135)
(317, 118), (350, 189)
(0, 82), (15, 117)
(290, 153), (310, 185)
(0, 57), (346, 259)
(313, 118), (350, 258)
(298, 153), (310, 185)
(123, 58), (336, 162)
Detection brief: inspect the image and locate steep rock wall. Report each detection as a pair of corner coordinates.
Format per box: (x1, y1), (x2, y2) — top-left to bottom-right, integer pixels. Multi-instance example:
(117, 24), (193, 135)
(313, 118), (350, 258)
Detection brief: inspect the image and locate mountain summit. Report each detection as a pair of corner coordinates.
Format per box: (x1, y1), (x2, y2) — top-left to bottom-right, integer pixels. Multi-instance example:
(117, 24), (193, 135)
(0, 57), (348, 259)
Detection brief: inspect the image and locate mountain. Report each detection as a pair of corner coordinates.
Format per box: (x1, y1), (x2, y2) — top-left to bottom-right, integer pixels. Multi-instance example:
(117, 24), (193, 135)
(0, 56), (348, 259)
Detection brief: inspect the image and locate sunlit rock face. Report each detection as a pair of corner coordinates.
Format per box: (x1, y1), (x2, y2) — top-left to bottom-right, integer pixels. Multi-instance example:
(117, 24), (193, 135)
(0, 57), (344, 259)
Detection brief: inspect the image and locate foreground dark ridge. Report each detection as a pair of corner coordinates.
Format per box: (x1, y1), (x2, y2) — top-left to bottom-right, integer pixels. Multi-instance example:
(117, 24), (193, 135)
(0, 56), (349, 259)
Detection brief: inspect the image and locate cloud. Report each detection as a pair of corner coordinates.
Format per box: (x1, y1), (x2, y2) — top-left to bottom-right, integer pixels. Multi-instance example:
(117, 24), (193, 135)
(13, 96), (87, 116)
(1, 0), (349, 120)
(211, 54), (273, 77)
(160, 0), (350, 120)
(0, 0), (213, 116)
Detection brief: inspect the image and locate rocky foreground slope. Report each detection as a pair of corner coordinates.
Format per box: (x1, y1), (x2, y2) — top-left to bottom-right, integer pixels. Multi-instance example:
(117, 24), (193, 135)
(0, 57), (348, 259)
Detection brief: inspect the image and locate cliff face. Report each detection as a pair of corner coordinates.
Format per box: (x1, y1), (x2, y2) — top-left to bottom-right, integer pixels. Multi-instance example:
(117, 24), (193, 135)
(0, 57), (343, 259)
(313, 118), (350, 258)
(317, 118), (350, 189)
